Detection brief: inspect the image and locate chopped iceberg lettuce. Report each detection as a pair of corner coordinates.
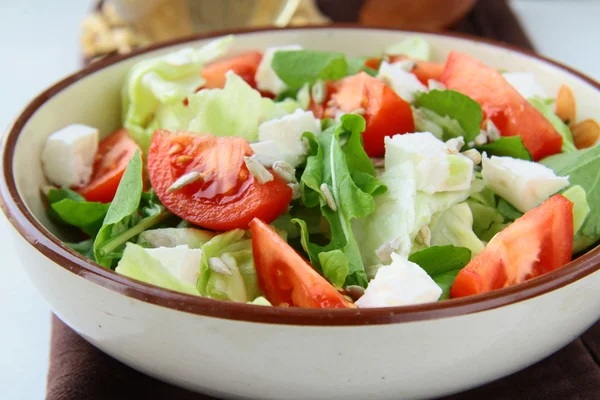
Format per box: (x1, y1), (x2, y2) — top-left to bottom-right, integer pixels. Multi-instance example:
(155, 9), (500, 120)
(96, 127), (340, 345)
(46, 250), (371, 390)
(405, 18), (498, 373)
(197, 229), (262, 302)
(122, 36), (234, 150)
(427, 203), (485, 256)
(116, 243), (200, 295)
(138, 227), (215, 248)
(384, 36), (432, 61)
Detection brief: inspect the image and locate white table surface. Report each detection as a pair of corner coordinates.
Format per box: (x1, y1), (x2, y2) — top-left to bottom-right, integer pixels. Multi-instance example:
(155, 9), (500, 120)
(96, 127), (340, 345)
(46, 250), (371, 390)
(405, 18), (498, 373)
(1, 1), (599, 398)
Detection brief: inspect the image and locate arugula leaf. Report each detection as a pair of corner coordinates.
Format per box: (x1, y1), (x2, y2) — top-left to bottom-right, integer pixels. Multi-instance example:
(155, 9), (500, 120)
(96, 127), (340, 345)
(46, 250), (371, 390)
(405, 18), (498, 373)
(529, 96), (576, 152)
(408, 245), (471, 299)
(51, 200), (110, 236)
(47, 187), (86, 203)
(542, 145), (600, 252)
(93, 150), (171, 268)
(295, 114), (385, 287)
(66, 238), (95, 260)
(476, 137), (532, 161)
(46, 188), (109, 236)
(497, 197), (524, 221)
(272, 50), (348, 90)
(415, 90), (483, 142)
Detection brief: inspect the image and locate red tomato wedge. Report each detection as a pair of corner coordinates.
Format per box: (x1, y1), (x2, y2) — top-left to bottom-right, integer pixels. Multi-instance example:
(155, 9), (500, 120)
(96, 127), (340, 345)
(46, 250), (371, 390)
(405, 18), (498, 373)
(249, 218), (355, 308)
(451, 195), (574, 298)
(389, 55), (445, 84)
(326, 72), (414, 157)
(148, 130), (292, 231)
(200, 51), (262, 89)
(77, 128), (140, 203)
(440, 52), (563, 160)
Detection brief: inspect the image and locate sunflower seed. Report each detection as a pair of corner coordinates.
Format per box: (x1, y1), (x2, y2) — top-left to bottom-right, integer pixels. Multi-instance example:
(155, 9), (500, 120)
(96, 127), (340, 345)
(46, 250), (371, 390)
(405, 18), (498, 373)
(311, 79), (326, 105)
(346, 285), (366, 299)
(461, 149), (482, 165)
(375, 237), (401, 263)
(272, 161), (297, 183)
(288, 182), (301, 200)
(168, 171), (202, 191)
(320, 183), (337, 211)
(416, 226), (431, 247)
(244, 156), (273, 184)
(445, 137), (465, 154)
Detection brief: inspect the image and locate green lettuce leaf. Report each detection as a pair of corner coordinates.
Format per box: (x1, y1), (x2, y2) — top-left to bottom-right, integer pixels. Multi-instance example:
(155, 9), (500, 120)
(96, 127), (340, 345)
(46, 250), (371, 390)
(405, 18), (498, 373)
(122, 35), (234, 150)
(197, 230), (261, 302)
(529, 96), (576, 152)
(562, 185), (591, 233)
(542, 145), (600, 252)
(414, 90), (483, 142)
(408, 245), (470, 299)
(427, 203), (485, 257)
(186, 72), (300, 142)
(295, 114), (385, 287)
(385, 36), (431, 60)
(116, 243), (199, 295)
(476, 137), (532, 160)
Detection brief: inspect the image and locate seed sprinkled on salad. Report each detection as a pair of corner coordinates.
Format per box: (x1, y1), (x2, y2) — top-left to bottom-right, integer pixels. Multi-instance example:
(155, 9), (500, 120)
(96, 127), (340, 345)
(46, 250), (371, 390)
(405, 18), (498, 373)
(41, 35), (600, 309)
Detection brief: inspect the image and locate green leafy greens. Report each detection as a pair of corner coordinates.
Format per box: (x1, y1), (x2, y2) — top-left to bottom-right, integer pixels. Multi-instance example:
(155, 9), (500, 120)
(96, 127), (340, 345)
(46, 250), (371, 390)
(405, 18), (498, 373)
(409, 245), (471, 299)
(294, 114), (386, 288)
(414, 90), (483, 142)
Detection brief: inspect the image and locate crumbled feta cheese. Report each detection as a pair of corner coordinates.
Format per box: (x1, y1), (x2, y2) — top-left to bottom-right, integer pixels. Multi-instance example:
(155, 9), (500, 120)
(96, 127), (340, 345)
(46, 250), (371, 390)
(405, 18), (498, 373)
(255, 109), (321, 167)
(255, 45), (302, 95)
(356, 253), (442, 308)
(378, 61), (428, 103)
(503, 72), (547, 99)
(482, 154), (570, 213)
(385, 132), (474, 194)
(41, 124), (99, 187)
(144, 245), (203, 285)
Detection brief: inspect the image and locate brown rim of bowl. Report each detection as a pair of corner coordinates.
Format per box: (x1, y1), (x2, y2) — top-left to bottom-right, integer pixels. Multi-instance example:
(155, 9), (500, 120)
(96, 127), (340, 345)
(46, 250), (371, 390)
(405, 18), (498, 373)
(1, 25), (599, 326)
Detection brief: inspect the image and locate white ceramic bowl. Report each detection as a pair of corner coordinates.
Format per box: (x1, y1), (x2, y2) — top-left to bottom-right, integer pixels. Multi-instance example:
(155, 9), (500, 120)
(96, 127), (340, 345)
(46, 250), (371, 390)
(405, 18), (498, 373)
(1, 27), (600, 400)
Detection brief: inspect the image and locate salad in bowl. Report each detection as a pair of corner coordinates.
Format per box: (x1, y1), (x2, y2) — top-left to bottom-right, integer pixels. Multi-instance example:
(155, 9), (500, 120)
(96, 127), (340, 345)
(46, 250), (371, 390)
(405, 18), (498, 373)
(40, 34), (600, 310)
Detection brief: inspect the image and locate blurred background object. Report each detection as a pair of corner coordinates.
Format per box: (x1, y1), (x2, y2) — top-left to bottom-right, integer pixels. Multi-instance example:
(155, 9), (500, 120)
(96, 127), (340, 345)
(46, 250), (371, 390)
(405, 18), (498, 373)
(81, 0), (476, 62)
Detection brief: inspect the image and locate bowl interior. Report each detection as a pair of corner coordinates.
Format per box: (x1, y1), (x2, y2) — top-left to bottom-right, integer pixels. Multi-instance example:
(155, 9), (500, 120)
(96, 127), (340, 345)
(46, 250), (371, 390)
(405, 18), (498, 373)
(11, 27), (600, 259)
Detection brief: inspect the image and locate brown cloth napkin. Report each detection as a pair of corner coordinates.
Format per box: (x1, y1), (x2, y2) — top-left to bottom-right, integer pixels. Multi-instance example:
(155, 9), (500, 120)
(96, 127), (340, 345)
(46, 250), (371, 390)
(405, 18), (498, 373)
(48, 1), (599, 399)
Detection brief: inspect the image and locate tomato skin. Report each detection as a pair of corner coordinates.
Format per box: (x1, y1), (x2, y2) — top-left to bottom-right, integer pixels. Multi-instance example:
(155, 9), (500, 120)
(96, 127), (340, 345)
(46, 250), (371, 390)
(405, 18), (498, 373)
(451, 195), (574, 298)
(201, 51), (262, 89)
(148, 130), (292, 231)
(388, 55), (444, 84)
(326, 72), (414, 157)
(77, 128), (141, 203)
(249, 218), (355, 308)
(441, 51), (563, 161)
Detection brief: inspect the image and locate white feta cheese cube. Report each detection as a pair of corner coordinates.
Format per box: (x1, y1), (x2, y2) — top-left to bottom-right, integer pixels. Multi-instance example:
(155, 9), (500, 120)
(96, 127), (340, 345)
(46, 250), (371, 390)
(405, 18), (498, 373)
(385, 132), (474, 194)
(255, 45), (302, 95)
(144, 245), (203, 286)
(41, 124), (99, 187)
(255, 109), (321, 167)
(482, 155), (570, 213)
(502, 72), (547, 99)
(378, 61), (428, 103)
(356, 253), (442, 308)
